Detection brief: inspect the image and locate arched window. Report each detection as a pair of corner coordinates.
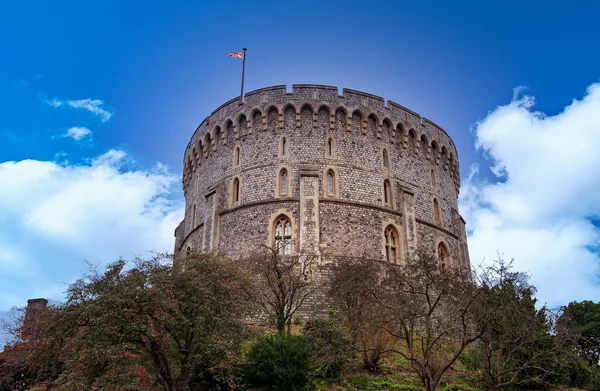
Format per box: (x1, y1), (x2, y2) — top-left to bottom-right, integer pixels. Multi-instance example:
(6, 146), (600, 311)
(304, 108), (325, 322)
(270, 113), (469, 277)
(234, 146), (241, 167)
(280, 169), (288, 195)
(385, 225), (399, 264)
(281, 137), (287, 157)
(433, 198), (441, 225)
(274, 215), (292, 255)
(383, 149), (389, 168)
(431, 169), (436, 189)
(232, 178), (240, 204)
(327, 138), (333, 156)
(384, 180), (392, 207)
(327, 170), (334, 195)
(438, 242), (450, 271)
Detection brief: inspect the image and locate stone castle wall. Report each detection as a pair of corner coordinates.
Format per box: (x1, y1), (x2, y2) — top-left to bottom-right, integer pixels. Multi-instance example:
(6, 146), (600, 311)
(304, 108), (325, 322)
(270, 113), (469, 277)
(174, 84), (470, 280)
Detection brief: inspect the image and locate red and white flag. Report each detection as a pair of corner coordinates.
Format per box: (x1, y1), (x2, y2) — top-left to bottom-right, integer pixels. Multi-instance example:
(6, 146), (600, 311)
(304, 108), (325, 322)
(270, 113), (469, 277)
(228, 51), (244, 59)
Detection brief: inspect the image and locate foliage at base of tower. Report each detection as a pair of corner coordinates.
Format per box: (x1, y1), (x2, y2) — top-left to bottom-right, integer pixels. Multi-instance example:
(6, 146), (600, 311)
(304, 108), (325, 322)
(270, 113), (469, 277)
(376, 252), (483, 391)
(243, 333), (312, 391)
(468, 258), (575, 391)
(329, 258), (394, 372)
(26, 253), (252, 391)
(242, 247), (322, 334)
(302, 317), (353, 378)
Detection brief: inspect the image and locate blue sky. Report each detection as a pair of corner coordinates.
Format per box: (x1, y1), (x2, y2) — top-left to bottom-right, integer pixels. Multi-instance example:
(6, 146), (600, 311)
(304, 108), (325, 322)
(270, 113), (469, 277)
(2, 0), (600, 343)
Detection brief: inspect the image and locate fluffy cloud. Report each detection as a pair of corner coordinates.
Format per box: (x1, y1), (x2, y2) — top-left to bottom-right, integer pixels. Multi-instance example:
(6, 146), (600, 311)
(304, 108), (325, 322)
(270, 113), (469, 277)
(46, 97), (113, 122)
(63, 126), (92, 141)
(460, 83), (600, 307)
(0, 150), (184, 313)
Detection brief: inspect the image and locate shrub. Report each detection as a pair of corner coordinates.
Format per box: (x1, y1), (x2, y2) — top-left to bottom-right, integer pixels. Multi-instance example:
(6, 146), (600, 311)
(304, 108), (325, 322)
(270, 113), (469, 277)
(243, 333), (312, 390)
(303, 317), (353, 378)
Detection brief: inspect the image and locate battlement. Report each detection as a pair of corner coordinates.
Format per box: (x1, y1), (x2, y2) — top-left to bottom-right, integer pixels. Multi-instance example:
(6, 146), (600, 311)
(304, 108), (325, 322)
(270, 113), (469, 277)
(187, 85), (457, 156)
(183, 84), (462, 197)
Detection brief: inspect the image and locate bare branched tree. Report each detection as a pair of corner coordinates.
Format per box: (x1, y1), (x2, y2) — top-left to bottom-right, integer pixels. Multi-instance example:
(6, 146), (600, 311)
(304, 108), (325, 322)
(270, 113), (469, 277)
(375, 252), (482, 391)
(329, 257), (393, 371)
(242, 246), (323, 333)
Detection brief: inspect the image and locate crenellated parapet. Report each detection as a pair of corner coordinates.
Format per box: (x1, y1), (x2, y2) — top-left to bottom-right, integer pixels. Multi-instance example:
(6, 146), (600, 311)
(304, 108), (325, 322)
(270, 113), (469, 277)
(182, 85), (461, 194)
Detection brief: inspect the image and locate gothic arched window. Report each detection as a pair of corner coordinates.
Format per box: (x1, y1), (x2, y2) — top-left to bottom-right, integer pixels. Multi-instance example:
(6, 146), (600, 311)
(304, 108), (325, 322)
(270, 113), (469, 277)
(274, 215), (292, 255)
(438, 242), (450, 271)
(385, 225), (399, 264)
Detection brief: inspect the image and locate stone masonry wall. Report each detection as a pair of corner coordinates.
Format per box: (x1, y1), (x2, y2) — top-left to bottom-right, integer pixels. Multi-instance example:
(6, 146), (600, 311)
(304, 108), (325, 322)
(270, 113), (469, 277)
(175, 84), (471, 313)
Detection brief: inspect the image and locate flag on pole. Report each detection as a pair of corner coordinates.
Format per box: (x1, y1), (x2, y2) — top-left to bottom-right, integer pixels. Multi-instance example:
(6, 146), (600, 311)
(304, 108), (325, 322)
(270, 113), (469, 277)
(228, 51), (244, 59)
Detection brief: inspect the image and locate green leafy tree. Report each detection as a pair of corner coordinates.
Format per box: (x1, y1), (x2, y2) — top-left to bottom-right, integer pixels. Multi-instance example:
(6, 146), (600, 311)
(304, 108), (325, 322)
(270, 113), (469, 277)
(29, 252), (251, 391)
(243, 333), (312, 390)
(473, 258), (573, 391)
(561, 300), (600, 366)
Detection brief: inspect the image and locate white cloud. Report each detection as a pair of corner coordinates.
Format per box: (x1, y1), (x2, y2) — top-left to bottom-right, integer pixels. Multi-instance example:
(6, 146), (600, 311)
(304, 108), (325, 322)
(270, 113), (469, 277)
(66, 98), (113, 122)
(46, 98), (62, 108)
(63, 126), (92, 141)
(460, 82), (600, 308)
(46, 97), (113, 122)
(0, 150), (184, 312)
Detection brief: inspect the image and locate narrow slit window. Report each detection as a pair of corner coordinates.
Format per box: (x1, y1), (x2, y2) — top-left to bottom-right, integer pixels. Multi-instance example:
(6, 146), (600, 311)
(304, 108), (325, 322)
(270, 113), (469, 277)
(327, 138), (333, 156)
(234, 147), (241, 166)
(384, 180), (392, 207)
(433, 198), (441, 225)
(280, 169), (288, 195)
(282, 138), (287, 157)
(383, 149), (389, 168)
(431, 169), (436, 189)
(191, 203), (196, 228)
(327, 170), (334, 195)
(232, 178), (240, 204)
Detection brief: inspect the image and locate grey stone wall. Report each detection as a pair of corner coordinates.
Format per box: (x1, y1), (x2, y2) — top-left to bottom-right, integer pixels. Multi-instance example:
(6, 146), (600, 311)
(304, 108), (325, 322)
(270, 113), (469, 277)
(176, 84), (471, 292)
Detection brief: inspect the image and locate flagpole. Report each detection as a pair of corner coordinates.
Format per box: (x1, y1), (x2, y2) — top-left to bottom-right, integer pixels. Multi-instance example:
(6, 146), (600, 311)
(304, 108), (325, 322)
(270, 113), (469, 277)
(239, 48), (247, 104)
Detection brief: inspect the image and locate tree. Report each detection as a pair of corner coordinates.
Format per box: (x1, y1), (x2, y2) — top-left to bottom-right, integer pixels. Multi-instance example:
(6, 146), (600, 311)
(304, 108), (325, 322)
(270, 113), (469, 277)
(242, 247), (322, 334)
(329, 258), (393, 371)
(375, 252), (482, 391)
(561, 300), (600, 366)
(472, 258), (574, 391)
(28, 252), (251, 391)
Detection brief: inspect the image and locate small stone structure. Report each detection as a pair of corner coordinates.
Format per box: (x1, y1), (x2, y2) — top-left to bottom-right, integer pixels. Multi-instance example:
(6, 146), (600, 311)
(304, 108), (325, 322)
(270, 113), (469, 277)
(174, 84), (470, 309)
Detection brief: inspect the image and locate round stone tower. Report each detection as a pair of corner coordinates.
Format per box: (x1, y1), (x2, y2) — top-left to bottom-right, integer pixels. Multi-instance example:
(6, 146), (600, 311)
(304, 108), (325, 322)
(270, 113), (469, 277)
(174, 84), (469, 275)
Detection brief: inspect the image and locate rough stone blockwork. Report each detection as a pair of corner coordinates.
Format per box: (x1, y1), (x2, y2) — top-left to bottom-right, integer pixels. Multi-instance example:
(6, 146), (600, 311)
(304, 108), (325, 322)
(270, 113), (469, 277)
(174, 84), (471, 315)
